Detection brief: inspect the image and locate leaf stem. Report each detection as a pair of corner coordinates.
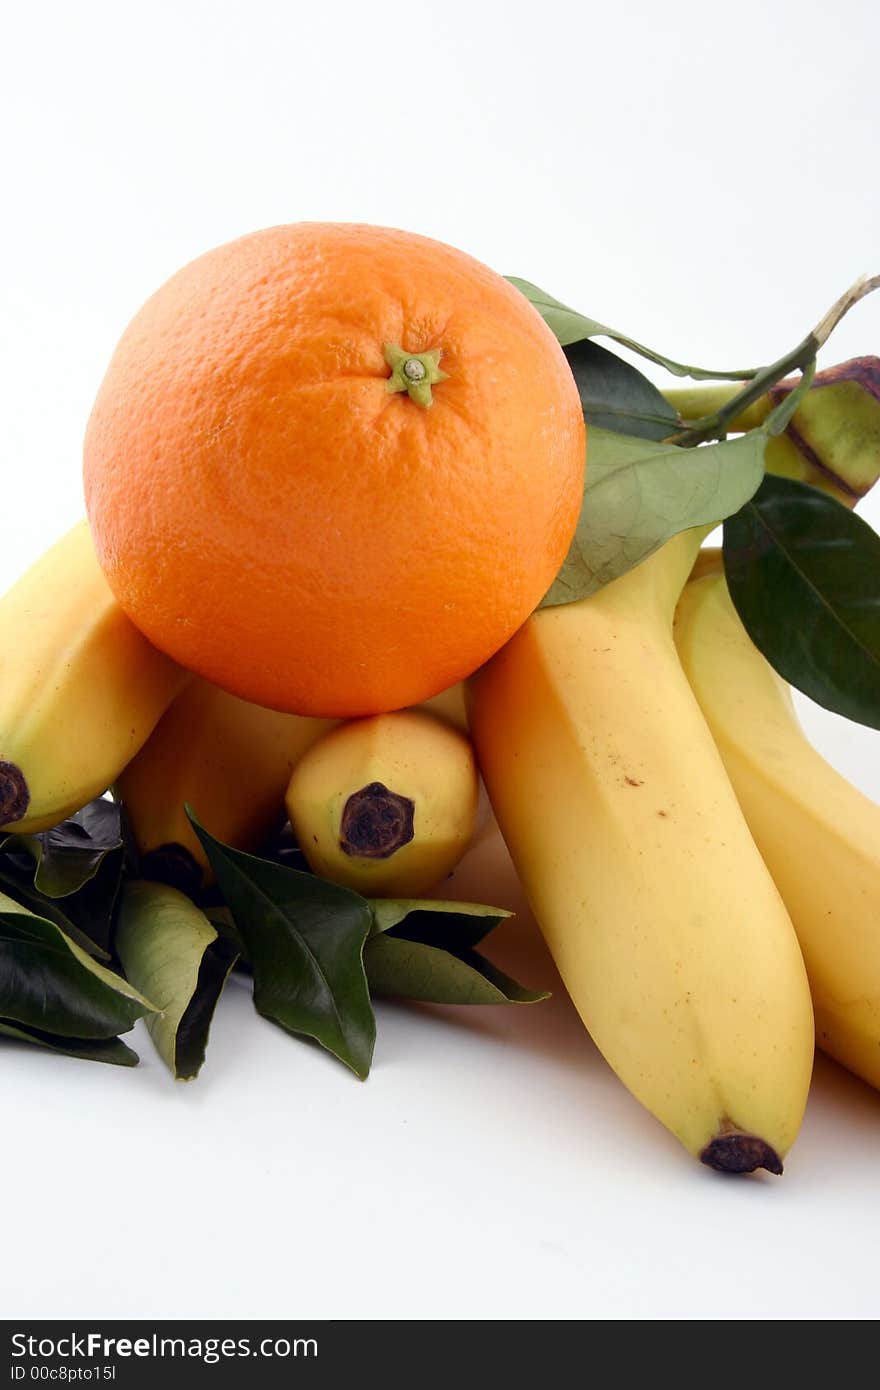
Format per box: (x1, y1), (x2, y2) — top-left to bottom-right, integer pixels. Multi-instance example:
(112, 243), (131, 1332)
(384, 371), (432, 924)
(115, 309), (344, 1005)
(663, 274), (880, 447)
(663, 383), (770, 431)
(762, 357), (817, 437)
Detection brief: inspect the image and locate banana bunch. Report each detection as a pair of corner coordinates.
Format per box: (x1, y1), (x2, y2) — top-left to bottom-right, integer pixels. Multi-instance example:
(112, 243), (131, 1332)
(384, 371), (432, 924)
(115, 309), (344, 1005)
(465, 356), (880, 1172)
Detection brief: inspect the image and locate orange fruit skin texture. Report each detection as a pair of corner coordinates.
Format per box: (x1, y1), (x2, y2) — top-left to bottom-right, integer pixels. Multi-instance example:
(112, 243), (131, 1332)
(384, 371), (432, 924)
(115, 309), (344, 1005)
(84, 224), (586, 717)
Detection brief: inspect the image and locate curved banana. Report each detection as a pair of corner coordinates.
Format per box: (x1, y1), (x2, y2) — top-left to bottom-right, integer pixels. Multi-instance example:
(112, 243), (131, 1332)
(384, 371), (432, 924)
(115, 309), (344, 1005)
(116, 679), (333, 891)
(675, 571), (880, 1089)
(0, 522), (188, 834)
(285, 710), (480, 897)
(468, 531), (814, 1173)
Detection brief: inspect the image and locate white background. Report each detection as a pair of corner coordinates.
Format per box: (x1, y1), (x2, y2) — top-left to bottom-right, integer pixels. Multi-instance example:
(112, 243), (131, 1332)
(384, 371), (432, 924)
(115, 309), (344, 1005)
(2, 0), (880, 1323)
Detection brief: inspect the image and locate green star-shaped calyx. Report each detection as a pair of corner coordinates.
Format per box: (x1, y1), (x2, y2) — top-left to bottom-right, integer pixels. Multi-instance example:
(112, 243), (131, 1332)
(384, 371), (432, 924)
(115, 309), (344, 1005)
(383, 344), (448, 407)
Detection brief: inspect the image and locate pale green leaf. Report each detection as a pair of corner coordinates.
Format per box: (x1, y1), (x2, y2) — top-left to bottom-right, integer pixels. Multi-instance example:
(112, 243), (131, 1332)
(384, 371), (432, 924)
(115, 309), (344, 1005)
(543, 427), (766, 603)
(116, 880), (238, 1080)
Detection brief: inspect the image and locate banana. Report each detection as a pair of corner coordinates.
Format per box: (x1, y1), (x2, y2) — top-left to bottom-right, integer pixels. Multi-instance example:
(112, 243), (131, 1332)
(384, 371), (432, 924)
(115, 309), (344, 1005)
(687, 545), (723, 583)
(665, 356), (880, 506)
(467, 530), (814, 1173)
(285, 710), (480, 897)
(0, 522), (189, 834)
(767, 357), (880, 504)
(418, 682), (469, 734)
(674, 571), (880, 1090)
(116, 679), (333, 891)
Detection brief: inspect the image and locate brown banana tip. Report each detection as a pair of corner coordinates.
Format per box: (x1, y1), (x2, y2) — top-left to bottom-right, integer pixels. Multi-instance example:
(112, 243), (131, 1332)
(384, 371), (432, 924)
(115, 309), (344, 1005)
(0, 761), (30, 826)
(700, 1132), (784, 1177)
(339, 782), (415, 860)
(141, 843), (204, 898)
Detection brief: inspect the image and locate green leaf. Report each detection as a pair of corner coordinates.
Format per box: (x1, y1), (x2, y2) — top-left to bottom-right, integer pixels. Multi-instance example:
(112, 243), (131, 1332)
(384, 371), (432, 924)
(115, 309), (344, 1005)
(9, 799), (123, 897)
(115, 880), (239, 1080)
(563, 339), (680, 441)
(189, 813), (375, 1079)
(0, 866), (110, 959)
(366, 899), (547, 1005)
(507, 277), (606, 349)
(543, 427), (766, 603)
(723, 474), (880, 728)
(0, 799), (124, 956)
(0, 889), (156, 1038)
(0, 1018), (139, 1066)
(370, 899), (511, 948)
(54, 842), (125, 956)
(508, 277), (752, 381)
(365, 936), (548, 1005)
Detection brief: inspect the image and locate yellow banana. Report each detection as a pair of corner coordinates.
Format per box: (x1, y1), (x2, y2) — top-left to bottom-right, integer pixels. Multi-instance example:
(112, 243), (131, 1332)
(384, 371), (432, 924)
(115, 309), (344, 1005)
(285, 710), (479, 897)
(418, 682), (469, 734)
(0, 522), (188, 834)
(674, 571), (880, 1089)
(116, 679), (332, 891)
(468, 531), (814, 1173)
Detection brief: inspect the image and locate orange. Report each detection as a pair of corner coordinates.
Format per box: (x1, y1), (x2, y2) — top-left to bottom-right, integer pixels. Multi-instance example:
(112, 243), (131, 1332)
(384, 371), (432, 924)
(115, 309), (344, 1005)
(83, 223), (585, 716)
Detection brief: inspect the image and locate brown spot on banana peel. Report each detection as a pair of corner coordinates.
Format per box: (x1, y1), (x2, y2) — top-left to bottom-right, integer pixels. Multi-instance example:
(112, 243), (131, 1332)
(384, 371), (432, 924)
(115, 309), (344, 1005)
(700, 1121), (784, 1176)
(775, 421), (863, 505)
(0, 761), (30, 827)
(339, 782), (415, 860)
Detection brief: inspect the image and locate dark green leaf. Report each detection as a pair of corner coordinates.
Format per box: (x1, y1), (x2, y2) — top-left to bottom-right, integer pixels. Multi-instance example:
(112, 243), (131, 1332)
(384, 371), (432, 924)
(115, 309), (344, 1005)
(189, 813), (375, 1079)
(564, 339), (680, 441)
(1, 798), (122, 897)
(724, 474), (880, 727)
(365, 935), (548, 1005)
(38, 800), (122, 896)
(54, 843), (125, 956)
(176, 947), (239, 1078)
(0, 1018), (138, 1066)
(370, 899), (511, 952)
(0, 798), (124, 956)
(543, 427), (766, 603)
(206, 906), (246, 955)
(366, 899), (546, 1005)
(0, 889), (155, 1038)
(508, 277), (752, 381)
(0, 866), (110, 959)
(115, 880), (238, 1080)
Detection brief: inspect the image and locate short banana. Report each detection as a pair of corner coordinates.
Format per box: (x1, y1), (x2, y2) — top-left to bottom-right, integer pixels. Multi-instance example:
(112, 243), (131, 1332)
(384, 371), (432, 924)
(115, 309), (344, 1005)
(675, 571), (880, 1089)
(0, 522), (188, 834)
(116, 679), (333, 891)
(285, 710), (479, 897)
(468, 531), (814, 1173)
